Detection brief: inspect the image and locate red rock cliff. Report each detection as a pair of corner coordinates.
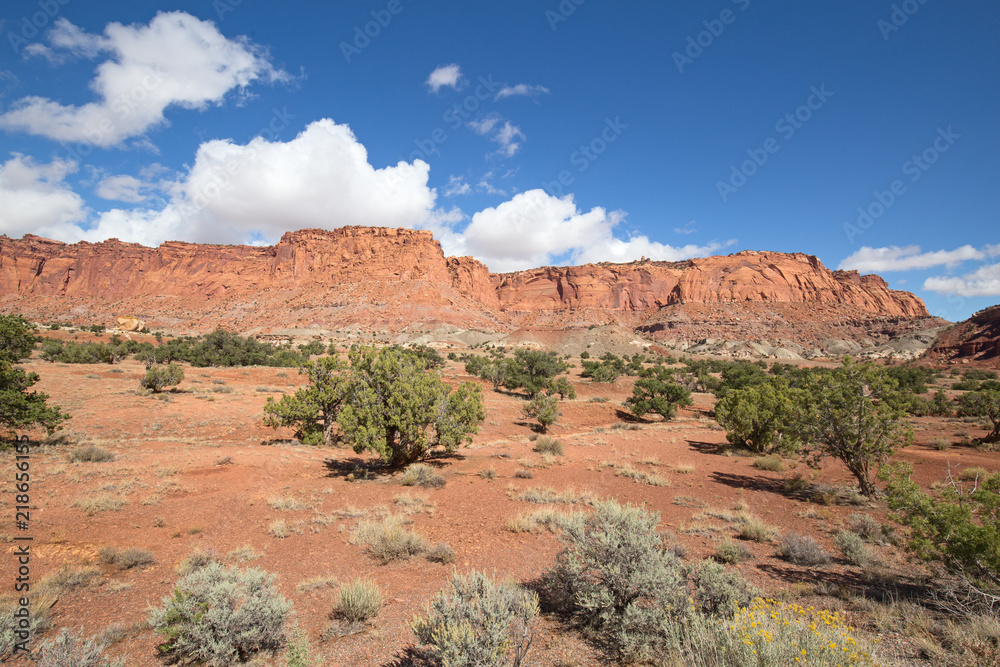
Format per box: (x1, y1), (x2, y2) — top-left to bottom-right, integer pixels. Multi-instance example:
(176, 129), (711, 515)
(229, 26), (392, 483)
(0, 227), (929, 333)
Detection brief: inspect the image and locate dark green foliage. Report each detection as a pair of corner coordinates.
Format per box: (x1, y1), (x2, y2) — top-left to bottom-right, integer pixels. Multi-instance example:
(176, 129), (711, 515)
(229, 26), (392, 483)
(522, 394), (560, 433)
(579, 350), (590, 359)
(150, 563), (291, 665)
(337, 346), (485, 465)
(884, 365), (937, 395)
(140, 364), (184, 393)
(714, 379), (798, 454)
(956, 389), (1000, 443)
(790, 358), (911, 497)
(580, 355), (626, 383)
(545, 376), (576, 399)
(297, 340), (326, 357)
(0, 316), (68, 441)
(932, 389), (953, 417)
(263, 356), (351, 445)
(403, 344), (445, 369)
(506, 349), (569, 397)
(625, 365), (692, 420)
(716, 361), (769, 396)
(0, 314), (37, 363)
(883, 462), (1000, 600)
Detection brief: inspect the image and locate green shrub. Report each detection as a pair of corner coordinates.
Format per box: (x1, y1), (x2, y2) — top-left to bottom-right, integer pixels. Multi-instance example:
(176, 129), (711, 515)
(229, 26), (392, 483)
(284, 625), (318, 667)
(149, 562), (291, 665)
(400, 463), (445, 488)
(141, 363), (184, 393)
(67, 445), (115, 463)
(777, 532), (831, 566)
(34, 628), (125, 667)
(411, 570), (539, 667)
(522, 394), (560, 433)
(688, 560), (758, 615)
(533, 435), (564, 456)
(836, 531), (867, 566)
(716, 381), (798, 454)
(547, 500), (686, 661)
(624, 365), (692, 421)
(332, 578), (382, 623)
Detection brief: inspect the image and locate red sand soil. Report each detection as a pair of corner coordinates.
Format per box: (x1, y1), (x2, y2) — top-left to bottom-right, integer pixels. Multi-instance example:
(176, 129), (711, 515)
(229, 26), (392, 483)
(2, 354), (995, 666)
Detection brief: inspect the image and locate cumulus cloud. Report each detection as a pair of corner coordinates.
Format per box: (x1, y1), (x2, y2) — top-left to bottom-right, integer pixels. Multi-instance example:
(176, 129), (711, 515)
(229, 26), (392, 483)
(4, 126), (722, 275)
(53, 119), (441, 246)
(924, 264), (1000, 298)
(443, 175), (471, 197)
(0, 155), (87, 237)
(425, 64), (463, 93)
(495, 83), (550, 100)
(453, 189), (724, 272)
(838, 245), (999, 272)
(0, 12), (287, 147)
(468, 113), (525, 157)
(96, 174), (149, 203)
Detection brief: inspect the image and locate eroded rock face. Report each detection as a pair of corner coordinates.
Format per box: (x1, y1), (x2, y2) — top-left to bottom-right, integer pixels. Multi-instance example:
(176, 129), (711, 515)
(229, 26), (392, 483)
(0, 227), (931, 341)
(928, 305), (1000, 366)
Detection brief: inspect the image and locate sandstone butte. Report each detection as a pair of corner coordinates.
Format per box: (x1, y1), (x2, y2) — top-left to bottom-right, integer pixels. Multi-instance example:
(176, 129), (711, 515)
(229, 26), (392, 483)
(0, 226), (934, 342)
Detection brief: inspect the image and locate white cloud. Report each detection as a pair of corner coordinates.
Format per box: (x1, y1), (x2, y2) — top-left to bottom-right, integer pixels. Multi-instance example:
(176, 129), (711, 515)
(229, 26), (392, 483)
(443, 175), (471, 197)
(924, 264), (1000, 297)
(0, 12), (287, 147)
(468, 113), (524, 157)
(455, 190), (723, 272)
(0, 155), (87, 237)
(425, 64), (463, 93)
(495, 84), (550, 100)
(838, 244), (998, 272)
(96, 174), (147, 203)
(45, 119), (442, 247)
(674, 220), (697, 235)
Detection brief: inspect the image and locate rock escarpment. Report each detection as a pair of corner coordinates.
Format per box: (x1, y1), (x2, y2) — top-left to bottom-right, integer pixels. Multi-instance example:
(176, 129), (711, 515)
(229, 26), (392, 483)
(0, 227), (938, 355)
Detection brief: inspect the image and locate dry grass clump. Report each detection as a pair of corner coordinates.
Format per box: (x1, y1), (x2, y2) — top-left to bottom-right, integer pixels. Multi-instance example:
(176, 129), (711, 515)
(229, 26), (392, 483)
(425, 542), (456, 564)
(67, 445), (116, 463)
(753, 455), (785, 472)
(714, 538), (753, 564)
(616, 465), (670, 487)
(506, 508), (583, 534)
(738, 517), (777, 543)
(673, 463), (695, 474)
(268, 520), (290, 539)
(176, 548), (218, 575)
(533, 436), (565, 456)
(72, 494), (126, 515)
(516, 487), (595, 505)
(478, 467), (497, 480)
(332, 578), (383, 623)
(400, 463), (446, 488)
(98, 546), (156, 570)
(847, 513), (882, 542)
(958, 466), (990, 481)
(351, 515), (428, 564)
(514, 468), (534, 479)
(267, 495), (310, 511)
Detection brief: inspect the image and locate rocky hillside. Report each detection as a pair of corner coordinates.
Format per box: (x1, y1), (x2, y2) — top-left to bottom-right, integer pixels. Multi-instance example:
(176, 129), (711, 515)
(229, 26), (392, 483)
(0, 226), (944, 358)
(927, 305), (1000, 366)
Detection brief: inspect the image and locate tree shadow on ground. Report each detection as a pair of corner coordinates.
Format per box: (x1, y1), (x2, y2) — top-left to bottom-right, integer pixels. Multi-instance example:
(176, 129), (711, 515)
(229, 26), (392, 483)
(321, 451), (463, 480)
(755, 561), (930, 604)
(686, 439), (728, 455)
(613, 409), (651, 423)
(710, 471), (789, 496)
(381, 647), (436, 667)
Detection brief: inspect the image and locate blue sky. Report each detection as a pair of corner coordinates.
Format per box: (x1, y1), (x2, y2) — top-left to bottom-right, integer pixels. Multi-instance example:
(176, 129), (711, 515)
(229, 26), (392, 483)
(0, 1), (997, 321)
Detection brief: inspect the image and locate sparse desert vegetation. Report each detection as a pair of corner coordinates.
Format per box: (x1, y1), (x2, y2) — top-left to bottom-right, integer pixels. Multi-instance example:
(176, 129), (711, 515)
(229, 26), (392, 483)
(3, 312), (1000, 666)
